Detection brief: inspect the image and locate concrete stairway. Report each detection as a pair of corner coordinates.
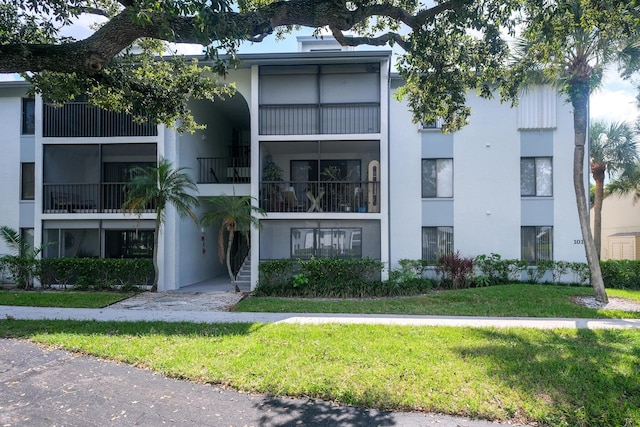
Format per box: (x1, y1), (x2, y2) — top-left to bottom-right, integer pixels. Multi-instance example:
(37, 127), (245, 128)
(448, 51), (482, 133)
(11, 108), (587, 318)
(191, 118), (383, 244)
(234, 254), (251, 291)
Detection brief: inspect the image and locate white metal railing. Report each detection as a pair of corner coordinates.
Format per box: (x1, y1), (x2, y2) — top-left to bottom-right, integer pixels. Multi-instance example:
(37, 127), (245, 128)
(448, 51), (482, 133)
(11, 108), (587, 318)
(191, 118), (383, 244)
(43, 102), (157, 137)
(259, 103), (380, 135)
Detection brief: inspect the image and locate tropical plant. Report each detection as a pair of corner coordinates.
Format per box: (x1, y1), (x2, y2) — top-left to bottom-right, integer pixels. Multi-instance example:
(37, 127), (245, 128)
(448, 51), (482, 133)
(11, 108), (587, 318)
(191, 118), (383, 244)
(510, 0), (640, 303)
(200, 194), (266, 292)
(122, 158), (199, 291)
(261, 154), (283, 211)
(589, 120), (638, 258)
(0, 226), (47, 288)
(606, 159), (640, 201)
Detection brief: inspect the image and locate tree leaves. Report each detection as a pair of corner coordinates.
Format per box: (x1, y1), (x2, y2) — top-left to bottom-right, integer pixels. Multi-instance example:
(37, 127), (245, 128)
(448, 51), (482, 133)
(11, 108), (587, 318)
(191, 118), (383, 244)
(3, 0), (640, 134)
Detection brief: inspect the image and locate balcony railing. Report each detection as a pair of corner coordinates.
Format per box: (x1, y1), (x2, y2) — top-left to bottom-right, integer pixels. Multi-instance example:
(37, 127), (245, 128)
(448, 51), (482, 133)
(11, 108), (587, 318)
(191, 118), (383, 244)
(260, 181), (379, 213)
(259, 103), (380, 135)
(198, 157), (250, 184)
(43, 102), (157, 137)
(43, 183), (156, 213)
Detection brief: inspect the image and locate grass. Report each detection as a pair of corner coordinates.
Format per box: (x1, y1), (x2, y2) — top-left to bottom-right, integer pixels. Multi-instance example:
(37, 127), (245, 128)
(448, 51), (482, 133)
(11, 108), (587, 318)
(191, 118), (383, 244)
(0, 290), (133, 308)
(0, 319), (638, 426)
(235, 284), (640, 319)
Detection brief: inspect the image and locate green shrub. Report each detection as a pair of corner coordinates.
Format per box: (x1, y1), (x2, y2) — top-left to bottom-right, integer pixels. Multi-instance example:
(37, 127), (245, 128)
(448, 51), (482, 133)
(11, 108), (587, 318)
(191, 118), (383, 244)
(1, 255), (38, 288)
(524, 264), (546, 283)
(258, 259), (296, 288)
(254, 255), (632, 298)
(569, 262), (590, 284)
(474, 253), (525, 285)
(397, 259), (431, 276)
(39, 258), (152, 291)
(600, 260), (640, 289)
(254, 257), (433, 298)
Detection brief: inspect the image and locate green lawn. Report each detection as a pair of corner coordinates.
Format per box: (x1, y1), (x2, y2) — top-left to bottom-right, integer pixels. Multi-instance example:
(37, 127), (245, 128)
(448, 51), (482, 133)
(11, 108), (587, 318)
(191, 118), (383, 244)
(0, 290), (133, 308)
(0, 319), (638, 426)
(234, 285), (640, 319)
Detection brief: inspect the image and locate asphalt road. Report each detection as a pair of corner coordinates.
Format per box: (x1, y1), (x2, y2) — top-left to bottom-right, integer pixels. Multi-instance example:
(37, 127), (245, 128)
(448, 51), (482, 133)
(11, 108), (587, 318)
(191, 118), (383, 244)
(0, 338), (521, 427)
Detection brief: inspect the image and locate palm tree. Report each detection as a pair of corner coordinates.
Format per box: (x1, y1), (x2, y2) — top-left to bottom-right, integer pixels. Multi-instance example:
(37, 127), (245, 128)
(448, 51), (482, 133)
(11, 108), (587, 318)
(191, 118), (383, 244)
(200, 194), (265, 292)
(122, 158), (199, 291)
(512, 0), (640, 303)
(606, 160), (640, 201)
(589, 120), (638, 258)
(0, 226), (45, 288)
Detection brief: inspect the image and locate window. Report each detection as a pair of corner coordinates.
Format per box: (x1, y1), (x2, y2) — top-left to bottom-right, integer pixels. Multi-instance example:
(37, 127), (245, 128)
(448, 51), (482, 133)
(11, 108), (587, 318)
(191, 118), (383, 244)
(521, 157), (552, 196)
(21, 163), (35, 200)
(42, 228), (100, 258)
(105, 230), (154, 259)
(422, 159), (453, 198)
(291, 227), (362, 259)
(20, 228), (34, 256)
(521, 226), (553, 263)
(22, 98), (35, 135)
(419, 118), (444, 130)
(422, 227), (454, 263)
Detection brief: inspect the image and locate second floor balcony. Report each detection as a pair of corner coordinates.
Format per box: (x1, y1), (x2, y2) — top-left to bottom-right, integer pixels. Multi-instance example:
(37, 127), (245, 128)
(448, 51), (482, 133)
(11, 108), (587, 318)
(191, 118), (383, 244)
(43, 102), (157, 138)
(260, 180), (379, 214)
(259, 102), (380, 135)
(43, 183), (156, 214)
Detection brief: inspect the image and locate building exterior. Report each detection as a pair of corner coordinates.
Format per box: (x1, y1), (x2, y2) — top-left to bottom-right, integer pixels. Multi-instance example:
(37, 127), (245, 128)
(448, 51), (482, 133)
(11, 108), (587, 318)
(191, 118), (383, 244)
(591, 193), (640, 260)
(0, 36), (588, 291)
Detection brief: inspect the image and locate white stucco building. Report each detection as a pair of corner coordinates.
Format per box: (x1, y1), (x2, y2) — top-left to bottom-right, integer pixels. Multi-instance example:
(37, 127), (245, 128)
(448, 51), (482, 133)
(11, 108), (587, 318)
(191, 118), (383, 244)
(0, 36), (588, 291)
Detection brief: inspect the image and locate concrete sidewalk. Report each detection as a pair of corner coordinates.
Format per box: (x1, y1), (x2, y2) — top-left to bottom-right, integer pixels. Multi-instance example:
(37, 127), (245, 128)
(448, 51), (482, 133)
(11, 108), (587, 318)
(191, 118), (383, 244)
(2, 304), (640, 329)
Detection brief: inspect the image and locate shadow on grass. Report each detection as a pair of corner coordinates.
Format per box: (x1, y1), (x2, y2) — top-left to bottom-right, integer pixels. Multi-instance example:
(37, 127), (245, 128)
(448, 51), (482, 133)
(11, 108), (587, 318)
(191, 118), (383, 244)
(0, 319), (262, 339)
(454, 328), (640, 426)
(254, 396), (397, 426)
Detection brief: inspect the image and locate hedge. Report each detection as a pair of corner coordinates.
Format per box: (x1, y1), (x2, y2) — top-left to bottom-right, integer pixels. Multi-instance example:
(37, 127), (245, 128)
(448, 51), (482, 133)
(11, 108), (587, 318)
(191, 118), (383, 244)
(256, 257), (433, 298)
(255, 256), (640, 298)
(34, 258), (153, 291)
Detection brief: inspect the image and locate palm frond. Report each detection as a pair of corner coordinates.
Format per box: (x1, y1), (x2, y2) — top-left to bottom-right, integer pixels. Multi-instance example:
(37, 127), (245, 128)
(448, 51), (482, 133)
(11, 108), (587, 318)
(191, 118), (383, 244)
(0, 226), (24, 255)
(122, 157), (200, 224)
(590, 120), (638, 175)
(200, 193), (266, 263)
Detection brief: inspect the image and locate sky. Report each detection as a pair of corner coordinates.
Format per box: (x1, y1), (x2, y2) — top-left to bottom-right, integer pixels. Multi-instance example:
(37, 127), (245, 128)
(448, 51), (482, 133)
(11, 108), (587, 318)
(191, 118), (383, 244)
(2, 13), (638, 125)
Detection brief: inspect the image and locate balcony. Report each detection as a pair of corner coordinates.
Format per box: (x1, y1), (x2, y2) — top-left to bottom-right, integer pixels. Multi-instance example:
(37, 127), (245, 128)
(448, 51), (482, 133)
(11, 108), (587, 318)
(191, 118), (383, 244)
(259, 103), (380, 135)
(197, 157), (250, 184)
(43, 183), (156, 214)
(43, 102), (157, 138)
(260, 181), (379, 213)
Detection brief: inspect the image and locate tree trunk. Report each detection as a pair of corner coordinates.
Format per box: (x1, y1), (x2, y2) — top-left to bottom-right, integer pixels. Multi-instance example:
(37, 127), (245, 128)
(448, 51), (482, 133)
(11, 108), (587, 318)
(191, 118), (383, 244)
(151, 219), (160, 292)
(591, 164), (606, 259)
(226, 229), (240, 292)
(573, 87), (608, 304)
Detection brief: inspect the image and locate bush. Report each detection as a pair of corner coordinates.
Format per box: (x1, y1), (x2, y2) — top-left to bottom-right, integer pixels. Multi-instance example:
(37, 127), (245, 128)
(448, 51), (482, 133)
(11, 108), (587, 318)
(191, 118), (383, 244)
(474, 253), (526, 285)
(1, 255), (38, 289)
(39, 258), (153, 291)
(258, 259), (296, 289)
(254, 255), (628, 298)
(436, 251), (474, 289)
(255, 257), (433, 298)
(600, 260), (640, 289)
(569, 262), (590, 284)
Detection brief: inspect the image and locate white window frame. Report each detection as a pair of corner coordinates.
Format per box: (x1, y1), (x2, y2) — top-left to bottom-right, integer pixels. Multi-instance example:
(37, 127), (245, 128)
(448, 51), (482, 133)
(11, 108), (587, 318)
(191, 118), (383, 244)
(521, 157), (553, 197)
(521, 226), (553, 263)
(422, 226), (454, 264)
(422, 158), (453, 198)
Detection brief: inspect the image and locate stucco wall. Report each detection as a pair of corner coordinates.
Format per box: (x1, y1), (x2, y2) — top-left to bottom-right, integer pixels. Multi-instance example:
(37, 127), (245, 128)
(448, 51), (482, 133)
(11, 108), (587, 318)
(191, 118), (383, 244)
(0, 87), (28, 255)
